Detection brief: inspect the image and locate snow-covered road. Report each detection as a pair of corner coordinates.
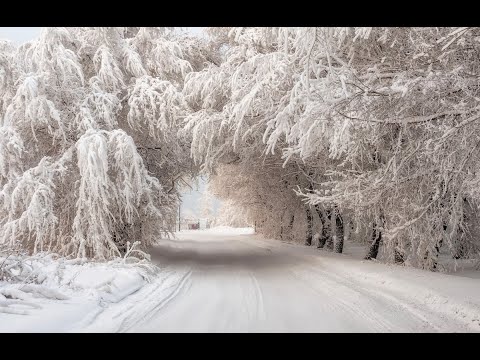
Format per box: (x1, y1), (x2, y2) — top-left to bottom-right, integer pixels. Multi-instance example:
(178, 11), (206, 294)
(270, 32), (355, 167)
(4, 227), (480, 332)
(101, 228), (480, 332)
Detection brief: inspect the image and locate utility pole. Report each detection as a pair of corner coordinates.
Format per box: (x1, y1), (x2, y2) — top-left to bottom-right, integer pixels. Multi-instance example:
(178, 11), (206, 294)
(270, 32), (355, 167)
(178, 202), (181, 232)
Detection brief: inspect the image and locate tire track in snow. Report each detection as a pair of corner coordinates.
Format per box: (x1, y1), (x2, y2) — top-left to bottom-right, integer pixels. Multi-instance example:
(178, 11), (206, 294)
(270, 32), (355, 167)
(296, 263), (446, 332)
(238, 238), (399, 331)
(241, 271), (266, 328)
(189, 236), (407, 331)
(287, 266), (406, 332)
(251, 273), (266, 322)
(103, 231), (480, 332)
(240, 238), (441, 332)
(255, 239), (459, 331)
(263, 239), (480, 331)
(118, 269), (192, 332)
(77, 268), (192, 332)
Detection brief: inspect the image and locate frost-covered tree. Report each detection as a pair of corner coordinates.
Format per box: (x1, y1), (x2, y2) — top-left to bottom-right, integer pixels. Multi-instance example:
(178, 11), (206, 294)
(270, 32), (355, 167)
(4, 26), (480, 271)
(185, 28), (337, 247)
(199, 183), (216, 227)
(0, 27), (210, 259)
(186, 27), (480, 270)
(213, 199), (249, 228)
(273, 27), (480, 269)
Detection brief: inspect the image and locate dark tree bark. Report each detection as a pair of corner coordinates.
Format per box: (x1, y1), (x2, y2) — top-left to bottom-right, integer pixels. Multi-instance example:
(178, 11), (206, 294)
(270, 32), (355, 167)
(324, 208), (334, 251)
(365, 214), (385, 260)
(453, 241), (466, 260)
(279, 209), (287, 240)
(423, 211), (445, 270)
(453, 198), (468, 259)
(424, 237), (443, 271)
(394, 248), (405, 264)
(348, 220), (355, 242)
(314, 205), (327, 248)
(365, 222), (381, 260)
(334, 208), (344, 253)
(305, 207), (313, 246)
(432, 238), (443, 270)
(315, 205), (331, 249)
(284, 214), (294, 241)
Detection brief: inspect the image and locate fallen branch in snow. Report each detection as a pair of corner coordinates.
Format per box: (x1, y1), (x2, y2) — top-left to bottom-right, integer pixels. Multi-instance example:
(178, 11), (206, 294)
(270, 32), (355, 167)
(123, 241), (151, 263)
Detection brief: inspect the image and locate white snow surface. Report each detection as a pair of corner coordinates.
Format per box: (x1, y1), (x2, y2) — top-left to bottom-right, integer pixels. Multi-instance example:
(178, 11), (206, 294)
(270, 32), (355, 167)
(1, 226), (480, 332)
(0, 254), (172, 332)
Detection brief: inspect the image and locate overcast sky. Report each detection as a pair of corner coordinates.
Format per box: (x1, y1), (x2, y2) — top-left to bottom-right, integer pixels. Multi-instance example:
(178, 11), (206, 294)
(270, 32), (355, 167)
(0, 27), (220, 220)
(0, 27), (205, 44)
(0, 27), (42, 43)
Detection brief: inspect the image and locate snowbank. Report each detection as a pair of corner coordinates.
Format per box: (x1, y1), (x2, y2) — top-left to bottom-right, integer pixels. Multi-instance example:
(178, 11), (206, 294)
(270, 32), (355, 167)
(0, 251), (164, 332)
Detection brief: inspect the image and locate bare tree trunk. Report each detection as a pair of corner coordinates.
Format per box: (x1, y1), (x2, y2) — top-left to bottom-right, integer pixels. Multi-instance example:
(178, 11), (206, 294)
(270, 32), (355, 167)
(365, 222), (381, 260)
(286, 214), (295, 241)
(394, 248), (405, 264)
(280, 208), (287, 240)
(424, 238), (443, 271)
(453, 198), (468, 259)
(315, 205), (332, 249)
(453, 239), (466, 259)
(314, 205), (326, 248)
(324, 208), (334, 251)
(348, 220), (355, 242)
(305, 207), (313, 246)
(334, 208), (344, 253)
(365, 215), (385, 260)
(433, 238), (443, 270)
